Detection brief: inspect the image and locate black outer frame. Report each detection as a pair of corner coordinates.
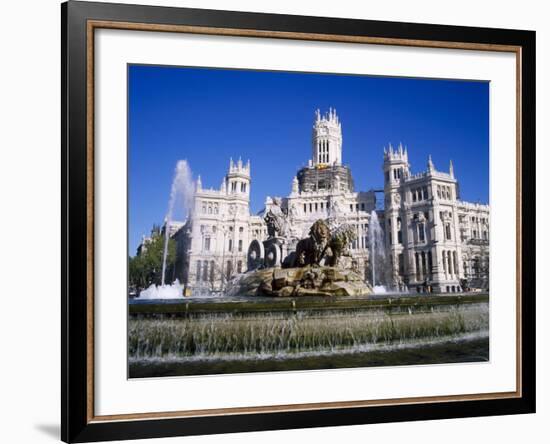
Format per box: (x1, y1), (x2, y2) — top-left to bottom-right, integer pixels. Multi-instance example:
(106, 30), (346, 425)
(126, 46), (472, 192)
(61, 1), (536, 442)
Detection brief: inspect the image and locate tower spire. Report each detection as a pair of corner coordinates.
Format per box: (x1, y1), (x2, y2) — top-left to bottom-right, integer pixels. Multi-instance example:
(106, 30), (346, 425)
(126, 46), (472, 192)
(428, 155), (435, 172)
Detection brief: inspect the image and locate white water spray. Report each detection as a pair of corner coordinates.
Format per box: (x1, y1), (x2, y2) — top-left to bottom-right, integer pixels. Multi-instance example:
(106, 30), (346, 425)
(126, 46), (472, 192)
(369, 210), (387, 293)
(161, 160), (195, 285)
(139, 160), (194, 300)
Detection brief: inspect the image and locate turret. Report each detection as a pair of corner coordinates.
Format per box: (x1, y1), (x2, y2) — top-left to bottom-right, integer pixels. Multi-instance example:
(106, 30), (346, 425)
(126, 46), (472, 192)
(225, 157), (251, 199)
(312, 107), (343, 166)
(383, 143), (410, 189)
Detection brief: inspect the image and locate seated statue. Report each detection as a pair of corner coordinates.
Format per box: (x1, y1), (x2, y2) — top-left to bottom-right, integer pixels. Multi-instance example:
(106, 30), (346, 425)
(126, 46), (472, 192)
(264, 197), (289, 239)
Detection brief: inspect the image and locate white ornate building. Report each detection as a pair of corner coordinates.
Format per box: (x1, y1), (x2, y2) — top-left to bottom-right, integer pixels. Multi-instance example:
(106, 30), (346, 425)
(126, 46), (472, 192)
(166, 108), (489, 294)
(171, 158), (266, 292)
(382, 145), (489, 293)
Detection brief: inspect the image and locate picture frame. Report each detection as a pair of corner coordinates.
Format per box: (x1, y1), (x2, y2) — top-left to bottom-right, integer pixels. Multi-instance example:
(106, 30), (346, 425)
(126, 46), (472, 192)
(61, 1), (536, 442)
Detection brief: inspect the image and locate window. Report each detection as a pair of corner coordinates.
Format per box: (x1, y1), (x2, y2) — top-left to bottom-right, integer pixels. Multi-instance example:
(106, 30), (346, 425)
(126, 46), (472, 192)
(196, 260), (202, 281)
(226, 261), (233, 280)
(418, 223), (425, 242)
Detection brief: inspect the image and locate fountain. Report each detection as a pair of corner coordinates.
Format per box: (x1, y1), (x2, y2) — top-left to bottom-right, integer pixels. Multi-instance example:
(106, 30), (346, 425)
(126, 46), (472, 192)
(138, 160), (194, 300)
(229, 217), (372, 297)
(369, 210), (388, 293)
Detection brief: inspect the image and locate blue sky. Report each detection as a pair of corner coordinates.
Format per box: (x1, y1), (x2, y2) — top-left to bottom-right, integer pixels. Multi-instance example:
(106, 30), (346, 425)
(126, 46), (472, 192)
(129, 65), (489, 255)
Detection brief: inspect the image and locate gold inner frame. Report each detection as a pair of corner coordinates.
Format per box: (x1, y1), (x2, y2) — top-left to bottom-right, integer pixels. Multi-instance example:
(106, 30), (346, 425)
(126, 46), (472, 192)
(85, 19), (523, 423)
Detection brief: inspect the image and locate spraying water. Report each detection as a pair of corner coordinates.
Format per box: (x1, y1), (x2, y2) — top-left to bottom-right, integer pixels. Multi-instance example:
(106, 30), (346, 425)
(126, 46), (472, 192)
(161, 160), (195, 285)
(139, 279), (185, 300)
(369, 210), (387, 293)
(139, 160), (194, 300)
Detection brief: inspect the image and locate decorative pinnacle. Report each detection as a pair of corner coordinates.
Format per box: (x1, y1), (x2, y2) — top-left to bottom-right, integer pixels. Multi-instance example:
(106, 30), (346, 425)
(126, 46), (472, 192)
(428, 155), (434, 172)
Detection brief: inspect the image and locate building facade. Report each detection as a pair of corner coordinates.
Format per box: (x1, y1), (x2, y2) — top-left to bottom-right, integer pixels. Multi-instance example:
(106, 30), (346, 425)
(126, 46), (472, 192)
(171, 158), (266, 293)
(382, 144), (489, 293)
(162, 108), (489, 294)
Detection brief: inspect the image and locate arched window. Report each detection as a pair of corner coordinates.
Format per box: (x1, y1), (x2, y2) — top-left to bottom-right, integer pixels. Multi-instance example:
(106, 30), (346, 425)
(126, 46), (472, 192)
(418, 223), (425, 242)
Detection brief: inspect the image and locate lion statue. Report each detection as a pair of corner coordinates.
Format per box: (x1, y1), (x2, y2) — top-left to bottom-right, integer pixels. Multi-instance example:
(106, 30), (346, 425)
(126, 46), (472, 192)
(294, 219), (331, 267)
(326, 224), (357, 266)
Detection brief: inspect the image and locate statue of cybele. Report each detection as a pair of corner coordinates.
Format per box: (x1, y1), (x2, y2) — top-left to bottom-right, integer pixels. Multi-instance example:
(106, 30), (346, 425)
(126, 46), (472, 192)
(264, 197), (289, 238)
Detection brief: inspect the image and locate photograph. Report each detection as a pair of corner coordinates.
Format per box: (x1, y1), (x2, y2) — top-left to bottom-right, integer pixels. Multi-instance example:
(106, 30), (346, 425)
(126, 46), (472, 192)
(127, 65), (490, 378)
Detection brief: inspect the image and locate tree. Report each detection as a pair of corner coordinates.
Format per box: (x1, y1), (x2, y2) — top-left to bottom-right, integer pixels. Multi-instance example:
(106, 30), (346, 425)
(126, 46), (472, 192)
(129, 231), (177, 290)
